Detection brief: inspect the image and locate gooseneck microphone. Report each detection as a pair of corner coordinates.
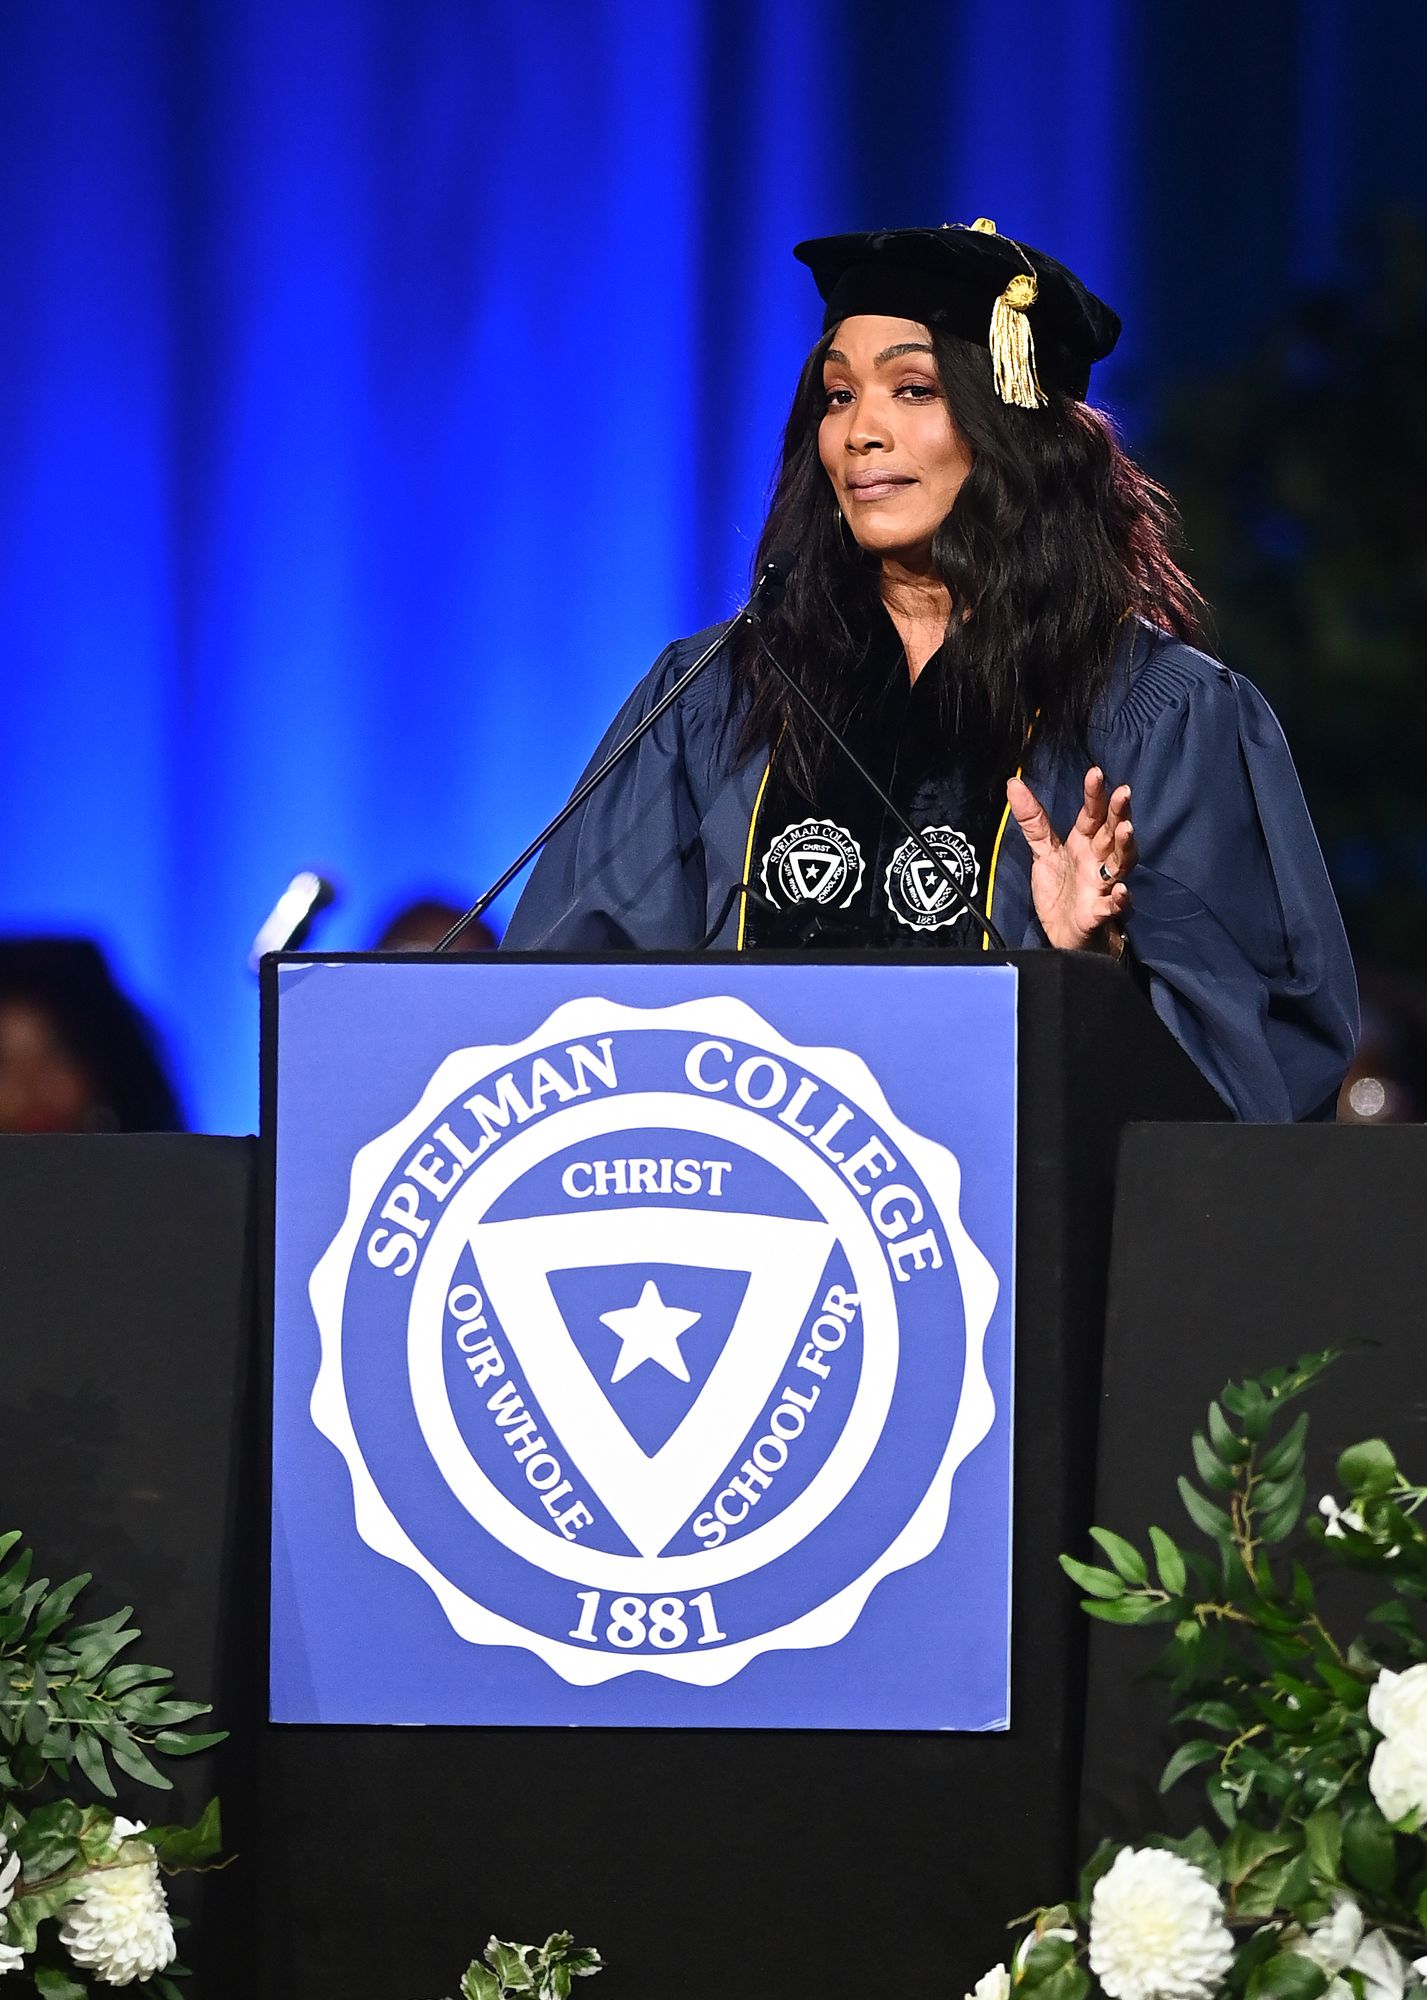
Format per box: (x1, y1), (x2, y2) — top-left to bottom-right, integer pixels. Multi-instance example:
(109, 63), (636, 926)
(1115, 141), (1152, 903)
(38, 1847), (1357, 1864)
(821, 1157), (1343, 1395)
(434, 553), (796, 952)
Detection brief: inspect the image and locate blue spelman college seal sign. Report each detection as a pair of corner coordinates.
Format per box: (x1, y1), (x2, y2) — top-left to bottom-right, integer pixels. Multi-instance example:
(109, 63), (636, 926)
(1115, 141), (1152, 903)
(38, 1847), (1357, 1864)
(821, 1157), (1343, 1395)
(271, 959), (1017, 1729)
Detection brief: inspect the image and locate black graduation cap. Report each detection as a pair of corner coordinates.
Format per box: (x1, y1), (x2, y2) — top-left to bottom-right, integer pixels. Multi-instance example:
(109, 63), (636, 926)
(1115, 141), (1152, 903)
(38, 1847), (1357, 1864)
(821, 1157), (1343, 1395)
(793, 219), (1120, 406)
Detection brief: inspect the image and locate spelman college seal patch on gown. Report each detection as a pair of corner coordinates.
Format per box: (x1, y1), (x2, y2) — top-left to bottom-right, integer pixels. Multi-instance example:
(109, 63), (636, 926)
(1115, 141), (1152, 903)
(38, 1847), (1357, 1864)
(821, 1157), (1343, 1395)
(746, 638), (1002, 949)
(760, 818), (866, 913)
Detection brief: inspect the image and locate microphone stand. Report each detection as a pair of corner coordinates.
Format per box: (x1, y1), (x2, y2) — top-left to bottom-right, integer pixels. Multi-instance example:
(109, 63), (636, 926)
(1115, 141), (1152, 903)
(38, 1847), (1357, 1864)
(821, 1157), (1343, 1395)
(433, 554), (794, 952)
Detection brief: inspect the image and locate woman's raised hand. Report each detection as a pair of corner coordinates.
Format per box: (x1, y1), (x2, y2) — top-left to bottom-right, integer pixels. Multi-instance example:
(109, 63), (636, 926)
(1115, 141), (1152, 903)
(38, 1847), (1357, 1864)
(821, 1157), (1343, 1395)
(1005, 767), (1137, 954)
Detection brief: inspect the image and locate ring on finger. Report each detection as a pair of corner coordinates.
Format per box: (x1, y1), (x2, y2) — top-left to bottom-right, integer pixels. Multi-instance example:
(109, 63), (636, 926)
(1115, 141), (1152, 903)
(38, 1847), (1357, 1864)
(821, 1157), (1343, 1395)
(1098, 862), (1116, 883)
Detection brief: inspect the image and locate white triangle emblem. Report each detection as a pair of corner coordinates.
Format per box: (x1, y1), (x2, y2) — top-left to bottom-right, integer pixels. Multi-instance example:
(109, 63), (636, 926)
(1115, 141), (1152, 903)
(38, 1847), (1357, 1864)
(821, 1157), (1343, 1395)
(786, 851), (838, 902)
(469, 1206), (834, 1558)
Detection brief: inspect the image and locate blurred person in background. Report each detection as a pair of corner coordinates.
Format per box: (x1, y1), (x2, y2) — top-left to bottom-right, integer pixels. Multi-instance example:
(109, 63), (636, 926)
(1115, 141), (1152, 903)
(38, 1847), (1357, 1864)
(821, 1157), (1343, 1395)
(372, 897), (498, 953)
(0, 938), (184, 1134)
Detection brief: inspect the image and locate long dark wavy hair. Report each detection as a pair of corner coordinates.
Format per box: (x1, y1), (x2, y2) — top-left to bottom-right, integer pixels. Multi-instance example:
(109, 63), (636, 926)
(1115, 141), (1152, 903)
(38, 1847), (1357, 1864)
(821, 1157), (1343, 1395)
(730, 327), (1206, 795)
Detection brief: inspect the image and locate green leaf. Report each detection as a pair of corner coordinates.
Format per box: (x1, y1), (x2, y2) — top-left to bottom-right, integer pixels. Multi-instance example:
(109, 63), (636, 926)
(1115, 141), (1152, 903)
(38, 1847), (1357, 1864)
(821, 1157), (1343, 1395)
(1337, 1439), (1397, 1496)
(73, 1728), (115, 1798)
(151, 1729), (227, 1757)
(488, 1940), (535, 1992)
(1276, 1849), (1316, 1911)
(1080, 1596), (1159, 1624)
(1315, 1659), (1368, 1706)
(1088, 1528), (1148, 1584)
(1234, 1856), (1298, 1918)
(1030, 1964), (1090, 2000)
(546, 1969), (572, 2000)
(139, 1797), (222, 1870)
(461, 1967), (502, 2000)
(68, 1608), (141, 1679)
(1159, 1739), (1220, 1792)
(1058, 1555), (1125, 1599)
(1223, 1824), (1296, 1884)
(1256, 1472), (1308, 1544)
(1018, 1938), (1078, 1995)
(13, 1807), (81, 1879)
(1303, 1808), (1341, 1881)
(1246, 1952), (1329, 2000)
(1227, 1383), (1271, 1441)
(34, 1967), (89, 1999)
(79, 1810), (117, 1864)
(102, 1663), (173, 1697)
(106, 1731), (173, 1790)
(1177, 1699), (1240, 1732)
(1077, 1839), (1120, 1904)
(7, 1878), (85, 1952)
(123, 1695), (211, 1728)
(1179, 1476), (1233, 1543)
(1148, 1526), (1188, 1595)
(1208, 1400), (1249, 1462)
(1259, 1413), (1310, 1480)
(1270, 1673), (1327, 1717)
(1366, 1599), (1417, 1632)
(31, 1574), (92, 1642)
(1193, 1431), (1237, 1492)
(563, 1949), (601, 1978)
(0, 1547), (35, 1608)
(1230, 1924), (1287, 1995)
(1341, 1803), (1396, 1894)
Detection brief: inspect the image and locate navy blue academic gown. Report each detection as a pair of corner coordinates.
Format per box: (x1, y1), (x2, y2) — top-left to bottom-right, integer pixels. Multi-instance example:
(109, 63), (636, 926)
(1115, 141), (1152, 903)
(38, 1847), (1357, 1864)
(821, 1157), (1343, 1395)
(503, 620), (1358, 1123)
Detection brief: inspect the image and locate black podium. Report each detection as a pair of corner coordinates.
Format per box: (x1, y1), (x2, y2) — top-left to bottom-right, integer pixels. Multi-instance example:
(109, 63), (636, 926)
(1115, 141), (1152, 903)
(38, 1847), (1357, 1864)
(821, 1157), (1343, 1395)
(1, 952), (1231, 2000)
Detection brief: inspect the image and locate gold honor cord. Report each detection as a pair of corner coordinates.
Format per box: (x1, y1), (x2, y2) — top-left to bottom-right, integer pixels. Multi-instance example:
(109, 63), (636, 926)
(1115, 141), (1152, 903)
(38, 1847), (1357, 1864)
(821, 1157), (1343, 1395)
(735, 756), (774, 952)
(981, 713), (1039, 952)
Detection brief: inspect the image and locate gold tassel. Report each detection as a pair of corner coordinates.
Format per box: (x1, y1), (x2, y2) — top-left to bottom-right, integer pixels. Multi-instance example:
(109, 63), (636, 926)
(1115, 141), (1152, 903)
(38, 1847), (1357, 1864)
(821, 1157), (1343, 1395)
(970, 217), (1048, 409)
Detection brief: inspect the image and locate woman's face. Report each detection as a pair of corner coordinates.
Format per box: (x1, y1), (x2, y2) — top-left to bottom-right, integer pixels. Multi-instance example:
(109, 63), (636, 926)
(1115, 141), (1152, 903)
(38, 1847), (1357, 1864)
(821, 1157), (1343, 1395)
(818, 315), (972, 566)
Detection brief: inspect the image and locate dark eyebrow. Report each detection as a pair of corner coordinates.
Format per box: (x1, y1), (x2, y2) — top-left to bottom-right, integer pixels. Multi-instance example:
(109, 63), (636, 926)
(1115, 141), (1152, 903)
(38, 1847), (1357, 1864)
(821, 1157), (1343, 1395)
(824, 341), (936, 368)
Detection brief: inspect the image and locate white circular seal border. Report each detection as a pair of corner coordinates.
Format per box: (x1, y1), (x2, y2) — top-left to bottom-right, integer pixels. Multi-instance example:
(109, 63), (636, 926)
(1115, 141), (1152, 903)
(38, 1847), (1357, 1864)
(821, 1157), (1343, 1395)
(760, 818), (865, 911)
(307, 994), (1002, 1687)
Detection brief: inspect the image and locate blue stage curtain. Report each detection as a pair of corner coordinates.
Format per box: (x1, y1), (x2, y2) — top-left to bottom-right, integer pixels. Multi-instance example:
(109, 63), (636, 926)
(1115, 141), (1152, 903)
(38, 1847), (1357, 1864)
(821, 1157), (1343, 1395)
(1, 0), (1423, 1131)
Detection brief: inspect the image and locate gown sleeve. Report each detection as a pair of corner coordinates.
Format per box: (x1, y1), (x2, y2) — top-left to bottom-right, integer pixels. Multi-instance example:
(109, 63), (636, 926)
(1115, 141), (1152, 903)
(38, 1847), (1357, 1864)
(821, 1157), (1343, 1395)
(500, 640), (709, 951)
(1102, 643), (1358, 1123)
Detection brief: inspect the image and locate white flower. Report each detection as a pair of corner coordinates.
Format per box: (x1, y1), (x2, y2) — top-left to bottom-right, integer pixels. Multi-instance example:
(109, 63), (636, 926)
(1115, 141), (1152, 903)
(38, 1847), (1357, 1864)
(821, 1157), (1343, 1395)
(0, 1835), (24, 1977)
(1368, 1663), (1427, 1824)
(1289, 1900), (1409, 2000)
(1292, 1897), (1364, 1977)
(965, 1964), (1011, 2000)
(1352, 1930), (1409, 2000)
(1318, 1495), (1366, 1539)
(1088, 1848), (1235, 2000)
(58, 1818), (175, 1987)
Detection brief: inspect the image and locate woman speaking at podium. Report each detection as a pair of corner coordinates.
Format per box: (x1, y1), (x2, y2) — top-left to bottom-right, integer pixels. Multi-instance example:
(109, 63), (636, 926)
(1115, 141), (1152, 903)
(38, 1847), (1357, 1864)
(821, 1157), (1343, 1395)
(502, 221), (1357, 1123)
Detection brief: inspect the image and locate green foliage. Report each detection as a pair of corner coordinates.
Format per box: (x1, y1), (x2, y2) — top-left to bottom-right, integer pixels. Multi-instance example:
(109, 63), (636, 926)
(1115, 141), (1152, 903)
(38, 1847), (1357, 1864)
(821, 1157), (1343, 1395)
(1026, 1350), (1427, 2000)
(0, 1531), (227, 1997)
(454, 1932), (603, 2000)
(1153, 213), (1427, 972)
